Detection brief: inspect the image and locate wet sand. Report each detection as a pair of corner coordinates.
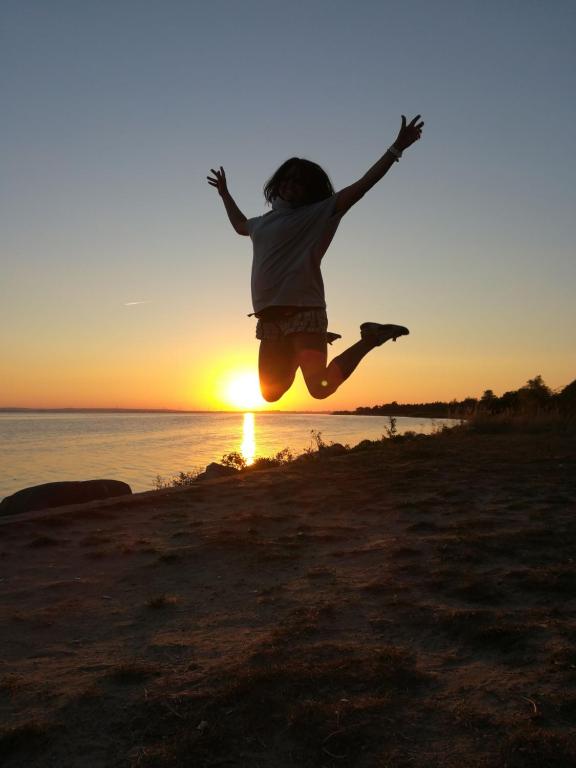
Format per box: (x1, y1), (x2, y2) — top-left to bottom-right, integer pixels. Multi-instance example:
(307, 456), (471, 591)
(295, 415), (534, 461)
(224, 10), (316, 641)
(1, 429), (576, 767)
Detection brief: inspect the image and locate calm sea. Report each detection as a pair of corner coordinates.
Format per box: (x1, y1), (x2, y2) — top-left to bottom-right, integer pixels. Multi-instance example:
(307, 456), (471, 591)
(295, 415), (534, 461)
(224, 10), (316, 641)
(0, 412), (458, 501)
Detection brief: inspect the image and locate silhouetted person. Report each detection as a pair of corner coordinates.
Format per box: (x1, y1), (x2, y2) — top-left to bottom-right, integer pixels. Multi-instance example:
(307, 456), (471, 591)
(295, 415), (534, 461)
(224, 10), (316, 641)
(207, 114), (424, 402)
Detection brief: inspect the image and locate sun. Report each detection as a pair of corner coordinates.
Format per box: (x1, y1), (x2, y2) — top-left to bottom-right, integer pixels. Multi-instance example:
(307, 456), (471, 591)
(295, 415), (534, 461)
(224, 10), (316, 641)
(224, 371), (265, 410)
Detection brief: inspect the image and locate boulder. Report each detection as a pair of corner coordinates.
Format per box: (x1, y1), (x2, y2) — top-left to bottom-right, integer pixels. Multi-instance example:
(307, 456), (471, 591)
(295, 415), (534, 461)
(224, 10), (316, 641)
(0, 479), (132, 516)
(196, 462), (238, 481)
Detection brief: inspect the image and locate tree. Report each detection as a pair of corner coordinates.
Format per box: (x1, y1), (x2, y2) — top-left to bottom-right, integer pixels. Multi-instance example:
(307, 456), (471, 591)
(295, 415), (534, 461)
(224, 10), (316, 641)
(518, 375), (552, 413)
(525, 375), (551, 397)
(480, 389), (498, 413)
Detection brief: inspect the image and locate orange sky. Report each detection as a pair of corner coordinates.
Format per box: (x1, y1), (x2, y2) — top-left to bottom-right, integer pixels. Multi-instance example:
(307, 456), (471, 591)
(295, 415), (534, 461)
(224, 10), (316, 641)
(2, 326), (571, 411)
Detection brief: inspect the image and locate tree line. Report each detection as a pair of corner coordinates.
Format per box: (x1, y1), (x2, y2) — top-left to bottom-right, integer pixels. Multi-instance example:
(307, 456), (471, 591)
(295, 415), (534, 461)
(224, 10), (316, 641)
(333, 376), (576, 418)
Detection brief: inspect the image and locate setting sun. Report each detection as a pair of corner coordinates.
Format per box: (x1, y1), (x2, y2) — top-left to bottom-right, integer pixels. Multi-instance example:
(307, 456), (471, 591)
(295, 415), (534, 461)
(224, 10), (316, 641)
(223, 372), (265, 410)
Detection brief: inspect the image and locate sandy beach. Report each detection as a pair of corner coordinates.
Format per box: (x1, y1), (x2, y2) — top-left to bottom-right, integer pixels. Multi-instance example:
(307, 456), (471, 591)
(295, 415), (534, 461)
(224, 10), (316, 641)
(1, 428), (576, 767)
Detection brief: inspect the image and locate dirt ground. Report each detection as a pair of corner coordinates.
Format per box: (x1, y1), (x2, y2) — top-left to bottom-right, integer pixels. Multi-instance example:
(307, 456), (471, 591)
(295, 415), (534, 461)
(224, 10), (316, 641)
(1, 428), (576, 767)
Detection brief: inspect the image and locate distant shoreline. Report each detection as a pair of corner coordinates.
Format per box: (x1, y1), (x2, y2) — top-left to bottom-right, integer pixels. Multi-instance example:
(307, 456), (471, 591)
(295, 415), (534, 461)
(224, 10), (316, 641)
(0, 407), (331, 415)
(333, 410), (458, 419)
(0, 407), (458, 418)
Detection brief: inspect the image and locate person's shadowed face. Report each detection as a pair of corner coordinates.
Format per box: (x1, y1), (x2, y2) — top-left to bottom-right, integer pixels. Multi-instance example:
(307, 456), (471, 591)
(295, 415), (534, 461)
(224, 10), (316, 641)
(278, 166), (307, 206)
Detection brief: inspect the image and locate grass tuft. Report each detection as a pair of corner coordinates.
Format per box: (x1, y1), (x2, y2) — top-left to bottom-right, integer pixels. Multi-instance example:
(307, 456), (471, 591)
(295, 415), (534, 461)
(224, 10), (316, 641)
(146, 594), (179, 609)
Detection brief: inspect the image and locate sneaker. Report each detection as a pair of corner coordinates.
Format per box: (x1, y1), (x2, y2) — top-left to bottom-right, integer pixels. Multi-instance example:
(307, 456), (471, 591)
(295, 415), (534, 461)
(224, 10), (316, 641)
(326, 332), (342, 345)
(360, 322), (409, 346)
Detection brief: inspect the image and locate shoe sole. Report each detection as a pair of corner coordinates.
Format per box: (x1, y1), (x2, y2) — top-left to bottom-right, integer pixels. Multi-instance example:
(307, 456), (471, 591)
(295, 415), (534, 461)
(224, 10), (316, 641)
(360, 323), (409, 345)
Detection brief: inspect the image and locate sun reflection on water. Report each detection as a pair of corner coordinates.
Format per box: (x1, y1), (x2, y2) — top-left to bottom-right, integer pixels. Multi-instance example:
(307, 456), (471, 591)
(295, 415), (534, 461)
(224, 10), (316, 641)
(241, 412), (256, 466)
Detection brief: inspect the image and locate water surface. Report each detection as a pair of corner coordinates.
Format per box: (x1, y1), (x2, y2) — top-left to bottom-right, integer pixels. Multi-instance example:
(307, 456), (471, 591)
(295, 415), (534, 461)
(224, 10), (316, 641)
(0, 411), (458, 500)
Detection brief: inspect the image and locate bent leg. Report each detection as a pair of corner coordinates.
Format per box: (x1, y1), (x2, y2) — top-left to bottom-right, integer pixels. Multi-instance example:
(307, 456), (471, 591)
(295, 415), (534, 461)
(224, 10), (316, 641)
(258, 338), (299, 402)
(292, 333), (376, 400)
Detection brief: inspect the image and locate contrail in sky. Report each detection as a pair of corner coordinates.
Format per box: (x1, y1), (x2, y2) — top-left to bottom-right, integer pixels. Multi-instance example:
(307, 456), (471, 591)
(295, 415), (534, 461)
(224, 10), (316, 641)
(123, 300), (153, 306)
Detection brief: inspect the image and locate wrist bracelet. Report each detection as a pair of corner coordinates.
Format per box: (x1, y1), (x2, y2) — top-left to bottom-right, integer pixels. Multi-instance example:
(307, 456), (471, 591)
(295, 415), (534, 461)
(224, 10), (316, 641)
(387, 145), (403, 161)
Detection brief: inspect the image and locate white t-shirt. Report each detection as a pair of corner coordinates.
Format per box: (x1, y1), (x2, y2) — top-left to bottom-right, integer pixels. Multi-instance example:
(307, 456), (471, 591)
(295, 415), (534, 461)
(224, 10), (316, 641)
(246, 195), (343, 314)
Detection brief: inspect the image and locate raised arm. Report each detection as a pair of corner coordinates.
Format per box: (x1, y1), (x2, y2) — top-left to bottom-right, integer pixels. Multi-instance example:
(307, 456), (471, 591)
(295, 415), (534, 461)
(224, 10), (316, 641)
(335, 115), (424, 216)
(207, 166), (249, 236)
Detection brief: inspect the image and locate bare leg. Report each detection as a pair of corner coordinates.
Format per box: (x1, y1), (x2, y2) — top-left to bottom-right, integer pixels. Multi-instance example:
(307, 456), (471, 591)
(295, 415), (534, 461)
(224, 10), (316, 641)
(258, 338), (299, 402)
(292, 332), (377, 400)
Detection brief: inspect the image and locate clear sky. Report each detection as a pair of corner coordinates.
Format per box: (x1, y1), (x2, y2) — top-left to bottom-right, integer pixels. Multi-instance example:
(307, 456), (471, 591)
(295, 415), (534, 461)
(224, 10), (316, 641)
(1, 0), (574, 411)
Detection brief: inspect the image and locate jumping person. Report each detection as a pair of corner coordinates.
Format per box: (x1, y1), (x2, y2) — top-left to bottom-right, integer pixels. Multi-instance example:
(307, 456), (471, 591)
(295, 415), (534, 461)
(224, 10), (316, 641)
(207, 114), (424, 402)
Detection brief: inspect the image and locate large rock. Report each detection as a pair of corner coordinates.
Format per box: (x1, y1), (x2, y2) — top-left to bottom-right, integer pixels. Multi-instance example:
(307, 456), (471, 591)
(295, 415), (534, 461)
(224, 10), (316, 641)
(195, 462), (238, 481)
(0, 479), (132, 516)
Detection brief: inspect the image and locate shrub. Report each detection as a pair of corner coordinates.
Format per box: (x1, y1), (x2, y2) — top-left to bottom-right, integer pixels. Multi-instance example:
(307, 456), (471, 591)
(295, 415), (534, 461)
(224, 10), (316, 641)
(220, 451), (247, 470)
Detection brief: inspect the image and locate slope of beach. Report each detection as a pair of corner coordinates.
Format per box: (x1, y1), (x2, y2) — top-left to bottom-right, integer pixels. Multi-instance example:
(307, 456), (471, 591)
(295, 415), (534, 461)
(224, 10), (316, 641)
(1, 427), (576, 767)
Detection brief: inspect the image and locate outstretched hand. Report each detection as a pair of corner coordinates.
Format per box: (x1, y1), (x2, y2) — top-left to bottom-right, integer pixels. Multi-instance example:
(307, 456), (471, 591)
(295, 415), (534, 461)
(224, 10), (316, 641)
(394, 114), (424, 152)
(206, 166), (229, 196)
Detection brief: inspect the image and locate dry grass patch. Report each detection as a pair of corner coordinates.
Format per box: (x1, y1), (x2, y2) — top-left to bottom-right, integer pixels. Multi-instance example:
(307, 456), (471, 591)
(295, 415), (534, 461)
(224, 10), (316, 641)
(106, 662), (161, 685)
(146, 594), (179, 610)
(360, 577), (398, 595)
(128, 643), (429, 768)
(506, 565), (576, 596)
(430, 605), (549, 665)
(269, 604), (337, 646)
(448, 577), (506, 605)
(306, 567), (336, 581)
(0, 674), (26, 695)
(501, 726), (576, 767)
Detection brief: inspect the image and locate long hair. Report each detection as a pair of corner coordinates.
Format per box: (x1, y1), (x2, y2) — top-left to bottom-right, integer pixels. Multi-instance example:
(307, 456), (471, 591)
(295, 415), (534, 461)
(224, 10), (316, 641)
(263, 157), (334, 206)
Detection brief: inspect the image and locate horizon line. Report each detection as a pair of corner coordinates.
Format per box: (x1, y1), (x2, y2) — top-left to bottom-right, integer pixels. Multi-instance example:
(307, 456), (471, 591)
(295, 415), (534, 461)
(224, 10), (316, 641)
(0, 406), (335, 415)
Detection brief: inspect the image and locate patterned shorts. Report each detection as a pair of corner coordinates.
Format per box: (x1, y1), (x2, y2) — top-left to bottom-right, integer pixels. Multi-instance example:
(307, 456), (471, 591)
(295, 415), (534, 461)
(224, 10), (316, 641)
(255, 308), (329, 341)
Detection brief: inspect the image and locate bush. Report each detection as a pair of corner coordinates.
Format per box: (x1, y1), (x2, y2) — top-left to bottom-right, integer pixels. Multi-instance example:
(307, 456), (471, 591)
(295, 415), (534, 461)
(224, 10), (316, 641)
(220, 452), (247, 470)
(153, 471), (199, 489)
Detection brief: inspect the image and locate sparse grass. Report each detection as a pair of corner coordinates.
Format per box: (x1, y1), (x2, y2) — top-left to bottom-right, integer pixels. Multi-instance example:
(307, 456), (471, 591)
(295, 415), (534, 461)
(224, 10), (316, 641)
(146, 594), (179, 609)
(154, 423), (446, 489)
(125, 644), (429, 768)
(154, 470), (199, 489)
(361, 578), (396, 594)
(501, 726), (576, 767)
(384, 415), (398, 438)
(269, 604), (337, 645)
(0, 674), (25, 694)
(306, 567), (336, 580)
(221, 447), (295, 471)
(472, 623), (534, 655)
(4, 427), (576, 768)
(507, 565), (576, 595)
(435, 572), (506, 604)
(466, 411), (573, 434)
(106, 662), (160, 684)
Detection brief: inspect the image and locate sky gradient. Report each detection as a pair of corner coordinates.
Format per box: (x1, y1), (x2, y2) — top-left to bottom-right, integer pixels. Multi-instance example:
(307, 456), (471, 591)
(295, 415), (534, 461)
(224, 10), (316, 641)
(1, 0), (575, 411)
